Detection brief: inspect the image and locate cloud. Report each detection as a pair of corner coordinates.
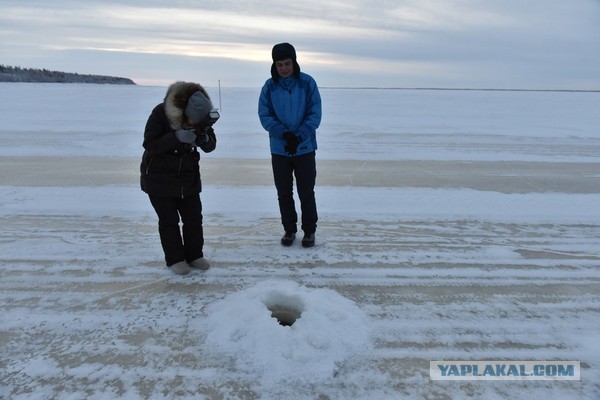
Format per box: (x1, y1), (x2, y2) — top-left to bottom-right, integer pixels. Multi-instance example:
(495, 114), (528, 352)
(1, 0), (599, 88)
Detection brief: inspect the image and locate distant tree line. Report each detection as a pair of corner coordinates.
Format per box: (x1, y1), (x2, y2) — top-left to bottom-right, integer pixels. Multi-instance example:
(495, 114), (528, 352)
(0, 64), (135, 84)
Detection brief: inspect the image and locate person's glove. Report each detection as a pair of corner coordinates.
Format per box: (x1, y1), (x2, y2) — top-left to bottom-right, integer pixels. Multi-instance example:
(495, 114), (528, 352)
(283, 131), (300, 156)
(195, 126), (213, 144)
(175, 128), (197, 144)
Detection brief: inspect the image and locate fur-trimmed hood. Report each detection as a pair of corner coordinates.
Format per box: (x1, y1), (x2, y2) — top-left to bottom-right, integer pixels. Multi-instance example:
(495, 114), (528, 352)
(163, 81), (211, 130)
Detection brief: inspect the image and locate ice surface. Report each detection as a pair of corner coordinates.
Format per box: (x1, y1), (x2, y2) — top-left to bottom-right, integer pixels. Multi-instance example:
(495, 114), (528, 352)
(1, 83), (599, 399)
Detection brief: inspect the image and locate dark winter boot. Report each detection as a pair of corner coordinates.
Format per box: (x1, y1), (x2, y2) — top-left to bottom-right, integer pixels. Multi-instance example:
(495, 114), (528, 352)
(302, 233), (315, 248)
(281, 232), (296, 246)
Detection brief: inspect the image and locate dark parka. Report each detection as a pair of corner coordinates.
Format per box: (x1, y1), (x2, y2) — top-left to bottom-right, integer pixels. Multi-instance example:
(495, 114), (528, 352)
(140, 82), (216, 198)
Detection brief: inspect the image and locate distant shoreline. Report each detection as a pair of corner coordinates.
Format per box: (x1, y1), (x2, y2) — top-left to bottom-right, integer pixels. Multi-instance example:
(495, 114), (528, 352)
(0, 65), (135, 85)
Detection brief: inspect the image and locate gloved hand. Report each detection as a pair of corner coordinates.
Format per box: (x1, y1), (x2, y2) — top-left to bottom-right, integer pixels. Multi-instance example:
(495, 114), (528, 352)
(195, 126), (213, 144)
(283, 131), (300, 156)
(175, 128), (197, 144)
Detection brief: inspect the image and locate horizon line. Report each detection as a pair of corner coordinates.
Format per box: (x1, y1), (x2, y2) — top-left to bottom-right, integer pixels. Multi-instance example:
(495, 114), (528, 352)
(319, 87), (600, 93)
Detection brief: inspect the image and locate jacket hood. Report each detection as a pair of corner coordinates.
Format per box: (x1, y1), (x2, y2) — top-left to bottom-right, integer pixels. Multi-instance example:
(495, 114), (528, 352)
(164, 81), (211, 129)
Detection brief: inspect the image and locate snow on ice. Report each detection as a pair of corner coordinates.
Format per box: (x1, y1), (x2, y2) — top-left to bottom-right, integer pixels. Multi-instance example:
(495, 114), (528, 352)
(1, 83), (600, 399)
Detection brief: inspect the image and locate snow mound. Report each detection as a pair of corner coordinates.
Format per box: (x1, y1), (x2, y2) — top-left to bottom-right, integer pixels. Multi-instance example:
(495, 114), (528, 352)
(200, 279), (373, 383)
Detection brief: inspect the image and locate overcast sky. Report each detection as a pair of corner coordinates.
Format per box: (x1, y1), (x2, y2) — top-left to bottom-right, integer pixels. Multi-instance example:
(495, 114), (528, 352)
(1, 0), (599, 88)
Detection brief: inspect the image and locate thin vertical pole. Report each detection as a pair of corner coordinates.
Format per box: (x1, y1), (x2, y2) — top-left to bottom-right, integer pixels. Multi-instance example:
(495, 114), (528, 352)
(218, 80), (222, 111)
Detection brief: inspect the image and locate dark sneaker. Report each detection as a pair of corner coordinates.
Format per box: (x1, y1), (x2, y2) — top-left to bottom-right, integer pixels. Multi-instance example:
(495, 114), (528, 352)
(281, 232), (296, 246)
(302, 233), (315, 248)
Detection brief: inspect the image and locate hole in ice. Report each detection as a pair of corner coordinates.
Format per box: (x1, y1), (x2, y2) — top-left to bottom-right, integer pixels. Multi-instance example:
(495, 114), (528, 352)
(263, 293), (304, 327)
(268, 305), (302, 326)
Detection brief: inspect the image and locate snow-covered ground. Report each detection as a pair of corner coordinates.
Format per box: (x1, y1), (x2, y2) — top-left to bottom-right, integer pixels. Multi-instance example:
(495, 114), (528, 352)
(1, 83), (599, 399)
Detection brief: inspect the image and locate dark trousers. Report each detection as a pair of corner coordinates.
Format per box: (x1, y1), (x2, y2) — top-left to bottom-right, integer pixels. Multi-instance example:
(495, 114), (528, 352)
(271, 152), (318, 234)
(148, 194), (204, 266)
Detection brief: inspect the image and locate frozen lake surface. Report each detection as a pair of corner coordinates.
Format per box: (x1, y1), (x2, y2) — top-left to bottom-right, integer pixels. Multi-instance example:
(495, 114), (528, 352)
(1, 83), (599, 399)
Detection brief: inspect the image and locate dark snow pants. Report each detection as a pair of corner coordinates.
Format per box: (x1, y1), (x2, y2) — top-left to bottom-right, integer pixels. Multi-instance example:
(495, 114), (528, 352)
(271, 152), (318, 235)
(149, 194), (204, 266)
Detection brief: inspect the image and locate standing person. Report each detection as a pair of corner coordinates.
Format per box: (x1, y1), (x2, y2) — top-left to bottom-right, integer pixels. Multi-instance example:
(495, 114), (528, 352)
(141, 81), (218, 275)
(259, 42), (322, 247)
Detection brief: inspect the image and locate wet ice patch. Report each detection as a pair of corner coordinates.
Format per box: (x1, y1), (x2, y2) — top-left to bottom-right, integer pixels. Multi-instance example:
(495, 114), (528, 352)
(199, 280), (372, 384)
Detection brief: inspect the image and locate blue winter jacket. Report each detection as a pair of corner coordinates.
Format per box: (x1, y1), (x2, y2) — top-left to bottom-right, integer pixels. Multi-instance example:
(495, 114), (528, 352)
(258, 72), (322, 157)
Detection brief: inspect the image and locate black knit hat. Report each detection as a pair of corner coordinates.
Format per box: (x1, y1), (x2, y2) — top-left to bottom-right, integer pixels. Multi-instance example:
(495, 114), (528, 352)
(270, 42), (301, 81)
